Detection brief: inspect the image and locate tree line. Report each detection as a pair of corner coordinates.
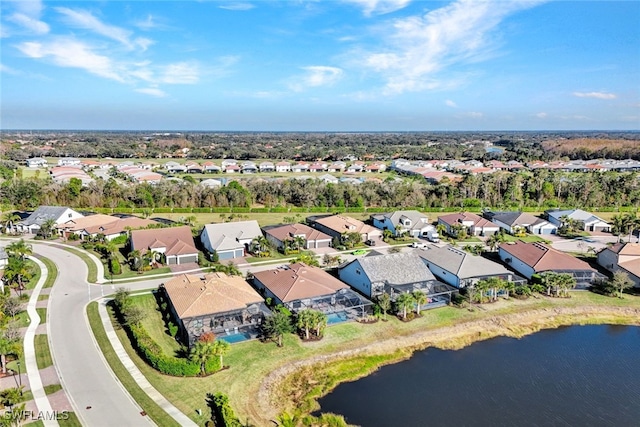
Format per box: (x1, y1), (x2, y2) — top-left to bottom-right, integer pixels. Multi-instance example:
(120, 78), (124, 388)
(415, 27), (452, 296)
(1, 169), (639, 212)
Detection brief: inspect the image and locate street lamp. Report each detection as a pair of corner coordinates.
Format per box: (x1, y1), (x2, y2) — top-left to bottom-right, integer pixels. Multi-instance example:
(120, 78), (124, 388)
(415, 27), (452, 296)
(17, 360), (22, 394)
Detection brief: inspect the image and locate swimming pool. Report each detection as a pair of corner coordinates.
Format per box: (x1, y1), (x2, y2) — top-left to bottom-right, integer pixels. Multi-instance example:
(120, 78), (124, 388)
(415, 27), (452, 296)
(327, 312), (349, 325)
(220, 332), (253, 344)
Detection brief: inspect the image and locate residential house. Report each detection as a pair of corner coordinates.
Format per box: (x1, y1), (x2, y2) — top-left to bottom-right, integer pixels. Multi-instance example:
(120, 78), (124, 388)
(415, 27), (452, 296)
(310, 214), (383, 244)
(365, 162), (387, 173)
(25, 158), (48, 168)
(252, 263), (371, 320)
(16, 206), (84, 234)
(327, 161), (346, 173)
(417, 245), (522, 288)
(224, 164), (240, 173)
(164, 161), (186, 173)
(309, 162), (327, 173)
(200, 178), (224, 189)
(202, 162), (222, 173)
(259, 162), (275, 173)
(597, 243), (640, 287)
(0, 248), (8, 269)
(438, 212), (500, 237)
(498, 241), (601, 286)
(275, 162), (291, 172)
(130, 226), (198, 265)
(221, 159), (238, 171)
(546, 209), (611, 233)
(346, 162), (364, 173)
(241, 162), (258, 174)
(57, 214), (158, 241)
(200, 220), (262, 260)
(291, 162), (310, 173)
(163, 272), (270, 346)
(488, 211), (557, 235)
(318, 174), (339, 184)
(338, 251), (455, 306)
(263, 223), (332, 252)
(185, 163), (203, 174)
(371, 210), (434, 238)
(57, 157), (81, 166)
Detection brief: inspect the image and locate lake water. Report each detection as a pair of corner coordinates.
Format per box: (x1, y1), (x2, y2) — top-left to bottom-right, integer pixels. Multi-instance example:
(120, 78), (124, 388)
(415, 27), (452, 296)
(316, 325), (640, 426)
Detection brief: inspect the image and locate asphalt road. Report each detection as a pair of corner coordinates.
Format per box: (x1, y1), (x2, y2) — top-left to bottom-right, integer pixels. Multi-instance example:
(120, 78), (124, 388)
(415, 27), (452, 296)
(34, 244), (163, 427)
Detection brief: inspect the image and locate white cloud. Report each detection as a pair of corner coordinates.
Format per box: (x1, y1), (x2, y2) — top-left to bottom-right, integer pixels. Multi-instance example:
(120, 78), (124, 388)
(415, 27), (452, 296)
(135, 37), (154, 52)
(55, 7), (137, 49)
(135, 15), (159, 31)
(4, 0), (49, 35)
(289, 66), (344, 92)
(16, 38), (125, 82)
(573, 91), (617, 100)
(7, 13), (50, 35)
(135, 87), (167, 98)
(445, 99), (457, 108)
(354, 0), (545, 95)
(535, 112), (548, 118)
(219, 3), (256, 11)
(0, 63), (20, 75)
(160, 62), (199, 84)
(344, 0), (412, 16)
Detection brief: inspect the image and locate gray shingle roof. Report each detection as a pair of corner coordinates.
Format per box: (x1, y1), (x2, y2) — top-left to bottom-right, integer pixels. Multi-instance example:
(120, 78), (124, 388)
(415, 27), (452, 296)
(202, 221), (262, 252)
(19, 206), (74, 227)
(417, 245), (511, 279)
(353, 252), (436, 285)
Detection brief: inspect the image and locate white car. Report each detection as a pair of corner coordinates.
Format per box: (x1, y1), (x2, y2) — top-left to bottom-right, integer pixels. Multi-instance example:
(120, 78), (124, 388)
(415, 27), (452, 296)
(411, 241), (428, 248)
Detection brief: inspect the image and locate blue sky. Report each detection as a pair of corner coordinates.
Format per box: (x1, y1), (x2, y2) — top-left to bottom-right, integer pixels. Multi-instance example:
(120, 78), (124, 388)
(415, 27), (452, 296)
(1, 0), (638, 131)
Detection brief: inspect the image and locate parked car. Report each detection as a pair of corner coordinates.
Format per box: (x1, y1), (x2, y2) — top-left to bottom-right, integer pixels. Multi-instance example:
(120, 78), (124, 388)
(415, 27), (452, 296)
(411, 241), (428, 248)
(352, 249), (367, 255)
(365, 239), (377, 246)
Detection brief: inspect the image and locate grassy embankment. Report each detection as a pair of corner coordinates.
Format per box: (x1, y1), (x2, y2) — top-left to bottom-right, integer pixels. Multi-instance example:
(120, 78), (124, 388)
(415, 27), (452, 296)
(101, 291), (640, 426)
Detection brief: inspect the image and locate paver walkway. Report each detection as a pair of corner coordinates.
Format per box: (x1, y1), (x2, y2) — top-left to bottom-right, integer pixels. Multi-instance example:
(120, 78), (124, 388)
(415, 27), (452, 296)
(24, 256), (58, 427)
(97, 299), (198, 426)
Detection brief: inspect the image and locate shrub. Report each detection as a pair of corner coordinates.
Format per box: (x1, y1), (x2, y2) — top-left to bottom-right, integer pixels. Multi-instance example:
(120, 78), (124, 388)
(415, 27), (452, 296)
(207, 393), (243, 427)
(109, 258), (121, 275)
(168, 322), (178, 337)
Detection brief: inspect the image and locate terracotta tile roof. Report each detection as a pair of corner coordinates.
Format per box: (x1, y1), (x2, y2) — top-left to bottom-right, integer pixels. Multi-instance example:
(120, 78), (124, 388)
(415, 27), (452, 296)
(57, 214), (116, 231)
(83, 217), (159, 236)
(438, 212), (498, 228)
(499, 241), (595, 272)
(253, 263), (348, 303)
(164, 272), (263, 319)
(131, 225), (197, 256)
(313, 215), (379, 236)
(610, 242), (640, 256)
(264, 223), (332, 243)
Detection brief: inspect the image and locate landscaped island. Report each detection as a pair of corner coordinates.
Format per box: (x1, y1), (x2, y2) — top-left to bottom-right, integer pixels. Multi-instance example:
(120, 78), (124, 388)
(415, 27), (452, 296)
(98, 290), (640, 426)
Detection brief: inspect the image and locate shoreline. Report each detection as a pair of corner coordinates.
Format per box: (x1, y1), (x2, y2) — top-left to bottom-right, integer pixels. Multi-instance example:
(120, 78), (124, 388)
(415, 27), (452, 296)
(254, 304), (640, 424)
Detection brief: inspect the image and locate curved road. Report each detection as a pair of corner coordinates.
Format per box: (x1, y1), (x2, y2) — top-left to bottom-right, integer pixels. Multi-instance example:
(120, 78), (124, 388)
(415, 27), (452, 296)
(35, 244), (164, 427)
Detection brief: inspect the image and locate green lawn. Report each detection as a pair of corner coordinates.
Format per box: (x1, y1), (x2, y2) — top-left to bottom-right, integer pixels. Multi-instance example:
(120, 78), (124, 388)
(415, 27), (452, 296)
(13, 311), (30, 328)
(37, 294), (49, 301)
(36, 308), (46, 325)
(25, 260), (41, 290)
(34, 334), (53, 369)
(44, 384), (62, 395)
(500, 234), (550, 243)
(35, 254), (58, 289)
(85, 302), (180, 427)
(107, 291), (640, 426)
(133, 293), (182, 357)
(25, 412), (82, 427)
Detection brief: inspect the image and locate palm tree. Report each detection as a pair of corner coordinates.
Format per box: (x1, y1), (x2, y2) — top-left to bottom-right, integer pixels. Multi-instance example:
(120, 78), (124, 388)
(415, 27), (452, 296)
(6, 240), (32, 260)
(293, 251), (320, 267)
(623, 213), (640, 242)
(312, 310), (327, 338)
(486, 233), (505, 252)
(263, 310), (293, 347)
(555, 273), (576, 297)
(190, 341), (216, 375)
(211, 339), (230, 369)
(296, 309), (315, 340)
(611, 214), (627, 241)
(412, 290), (427, 314)
(38, 218), (57, 240)
(127, 250), (142, 273)
(376, 293), (391, 320)
(3, 257), (33, 296)
(0, 335), (20, 374)
(395, 293), (415, 320)
(1, 212), (20, 233)
(293, 235), (306, 252)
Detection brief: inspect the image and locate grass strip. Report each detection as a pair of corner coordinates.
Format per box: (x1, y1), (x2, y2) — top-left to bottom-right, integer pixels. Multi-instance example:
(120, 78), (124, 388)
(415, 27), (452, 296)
(58, 412), (81, 427)
(34, 334), (53, 369)
(36, 308), (46, 325)
(86, 302), (180, 427)
(35, 255), (58, 289)
(62, 247), (98, 283)
(44, 383), (63, 395)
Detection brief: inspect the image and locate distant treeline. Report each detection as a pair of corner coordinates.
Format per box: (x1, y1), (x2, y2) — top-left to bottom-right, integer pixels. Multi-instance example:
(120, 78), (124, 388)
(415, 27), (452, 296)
(541, 139), (640, 160)
(2, 131), (639, 162)
(1, 169), (639, 212)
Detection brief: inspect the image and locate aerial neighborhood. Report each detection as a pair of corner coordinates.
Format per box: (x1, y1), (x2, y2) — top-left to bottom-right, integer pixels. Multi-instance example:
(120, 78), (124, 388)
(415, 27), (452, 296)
(0, 133), (639, 426)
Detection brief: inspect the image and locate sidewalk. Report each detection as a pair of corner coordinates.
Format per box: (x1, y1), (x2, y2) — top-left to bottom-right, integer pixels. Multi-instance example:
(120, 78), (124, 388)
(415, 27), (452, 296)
(97, 299), (197, 427)
(24, 256), (58, 427)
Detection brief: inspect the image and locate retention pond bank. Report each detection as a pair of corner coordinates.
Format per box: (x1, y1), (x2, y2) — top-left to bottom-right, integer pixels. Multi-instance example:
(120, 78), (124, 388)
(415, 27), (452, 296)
(317, 324), (640, 426)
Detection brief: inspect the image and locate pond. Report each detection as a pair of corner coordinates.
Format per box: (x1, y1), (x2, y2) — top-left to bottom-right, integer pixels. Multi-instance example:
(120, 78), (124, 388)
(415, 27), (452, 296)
(316, 325), (640, 426)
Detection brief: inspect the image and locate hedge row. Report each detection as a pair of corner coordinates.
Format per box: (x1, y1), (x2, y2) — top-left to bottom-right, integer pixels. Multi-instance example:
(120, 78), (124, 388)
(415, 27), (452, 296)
(126, 322), (220, 377)
(208, 393), (243, 427)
